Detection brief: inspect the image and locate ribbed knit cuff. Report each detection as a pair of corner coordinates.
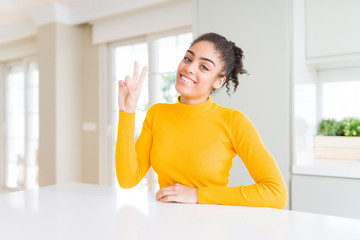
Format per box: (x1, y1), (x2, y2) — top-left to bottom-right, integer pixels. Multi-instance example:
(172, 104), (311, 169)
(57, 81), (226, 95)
(119, 110), (135, 120)
(197, 186), (222, 204)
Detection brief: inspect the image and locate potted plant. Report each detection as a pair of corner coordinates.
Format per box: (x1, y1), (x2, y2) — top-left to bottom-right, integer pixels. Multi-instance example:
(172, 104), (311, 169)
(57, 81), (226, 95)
(314, 118), (360, 160)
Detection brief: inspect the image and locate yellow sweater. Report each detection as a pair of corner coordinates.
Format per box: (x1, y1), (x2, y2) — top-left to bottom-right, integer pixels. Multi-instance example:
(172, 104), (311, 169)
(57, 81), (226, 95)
(116, 97), (288, 208)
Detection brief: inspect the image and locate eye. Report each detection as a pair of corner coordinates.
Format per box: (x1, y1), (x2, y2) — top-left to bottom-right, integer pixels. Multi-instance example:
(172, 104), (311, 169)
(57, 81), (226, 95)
(200, 65), (209, 71)
(183, 56), (191, 62)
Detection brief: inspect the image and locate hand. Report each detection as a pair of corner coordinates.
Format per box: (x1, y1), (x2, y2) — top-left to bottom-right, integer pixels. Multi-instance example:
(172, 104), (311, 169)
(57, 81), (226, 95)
(118, 61), (148, 113)
(156, 183), (198, 204)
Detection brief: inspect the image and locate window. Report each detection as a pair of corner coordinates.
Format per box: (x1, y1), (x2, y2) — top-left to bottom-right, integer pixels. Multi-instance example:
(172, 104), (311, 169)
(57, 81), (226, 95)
(1, 59), (39, 190)
(319, 68), (360, 121)
(292, 0), (360, 178)
(107, 31), (193, 191)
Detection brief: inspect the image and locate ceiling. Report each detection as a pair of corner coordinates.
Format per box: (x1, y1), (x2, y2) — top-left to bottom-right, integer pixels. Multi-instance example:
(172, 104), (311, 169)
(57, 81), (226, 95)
(0, 0), (176, 44)
(0, 0), (85, 27)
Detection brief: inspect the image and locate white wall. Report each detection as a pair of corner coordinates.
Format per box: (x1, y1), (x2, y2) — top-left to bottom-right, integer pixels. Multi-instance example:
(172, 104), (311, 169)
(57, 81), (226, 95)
(92, 0), (192, 44)
(56, 23), (83, 183)
(82, 25), (100, 184)
(38, 23), (57, 185)
(306, 0), (360, 58)
(194, 0), (292, 205)
(38, 23), (83, 185)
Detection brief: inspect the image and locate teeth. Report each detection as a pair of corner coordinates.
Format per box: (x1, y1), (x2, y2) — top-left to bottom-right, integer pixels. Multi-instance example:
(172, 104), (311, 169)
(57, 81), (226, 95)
(181, 76), (195, 84)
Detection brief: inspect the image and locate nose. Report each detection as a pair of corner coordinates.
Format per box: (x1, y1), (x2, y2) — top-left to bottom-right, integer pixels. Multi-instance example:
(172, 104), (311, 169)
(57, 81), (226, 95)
(185, 62), (195, 74)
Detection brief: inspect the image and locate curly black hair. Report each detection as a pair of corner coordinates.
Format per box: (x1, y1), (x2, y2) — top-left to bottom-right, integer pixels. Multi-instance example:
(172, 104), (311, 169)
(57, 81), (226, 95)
(191, 33), (247, 95)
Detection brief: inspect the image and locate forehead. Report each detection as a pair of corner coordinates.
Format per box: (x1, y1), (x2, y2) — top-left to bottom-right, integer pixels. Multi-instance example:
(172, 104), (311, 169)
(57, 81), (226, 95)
(188, 41), (222, 64)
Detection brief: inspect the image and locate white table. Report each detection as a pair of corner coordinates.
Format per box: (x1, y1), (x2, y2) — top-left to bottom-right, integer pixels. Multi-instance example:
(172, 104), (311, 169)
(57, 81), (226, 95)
(0, 182), (359, 240)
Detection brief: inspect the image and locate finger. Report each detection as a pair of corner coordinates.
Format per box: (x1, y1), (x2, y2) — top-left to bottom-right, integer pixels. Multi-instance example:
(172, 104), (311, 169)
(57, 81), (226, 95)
(156, 190), (162, 200)
(135, 65), (148, 90)
(131, 61), (139, 84)
(157, 190), (177, 200)
(156, 186), (176, 200)
(156, 189), (168, 200)
(118, 80), (126, 87)
(124, 75), (131, 83)
(160, 195), (179, 203)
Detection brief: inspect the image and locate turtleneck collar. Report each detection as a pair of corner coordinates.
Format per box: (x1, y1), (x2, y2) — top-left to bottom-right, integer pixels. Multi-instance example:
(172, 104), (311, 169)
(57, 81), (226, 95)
(175, 96), (217, 115)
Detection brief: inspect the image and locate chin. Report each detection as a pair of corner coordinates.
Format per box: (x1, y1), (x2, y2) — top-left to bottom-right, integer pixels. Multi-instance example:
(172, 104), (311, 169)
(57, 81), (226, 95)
(175, 81), (189, 95)
(175, 83), (184, 96)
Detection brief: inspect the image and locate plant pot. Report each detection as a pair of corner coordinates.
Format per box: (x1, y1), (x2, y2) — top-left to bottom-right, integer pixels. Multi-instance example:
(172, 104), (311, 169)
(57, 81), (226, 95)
(314, 136), (360, 160)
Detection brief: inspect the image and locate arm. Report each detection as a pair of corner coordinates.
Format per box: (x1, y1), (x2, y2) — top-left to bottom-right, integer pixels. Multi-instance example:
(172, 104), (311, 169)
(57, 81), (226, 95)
(115, 110), (153, 189)
(115, 62), (151, 189)
(198, 110), (288, 208)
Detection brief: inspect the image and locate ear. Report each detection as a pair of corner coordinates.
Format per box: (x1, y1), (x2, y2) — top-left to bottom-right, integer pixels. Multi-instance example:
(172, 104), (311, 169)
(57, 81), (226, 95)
(212, 76), (226, 89)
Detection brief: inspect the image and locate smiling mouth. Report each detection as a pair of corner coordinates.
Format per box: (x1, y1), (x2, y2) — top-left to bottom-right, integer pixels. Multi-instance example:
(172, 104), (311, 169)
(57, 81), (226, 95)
(180, 74), (196, 84)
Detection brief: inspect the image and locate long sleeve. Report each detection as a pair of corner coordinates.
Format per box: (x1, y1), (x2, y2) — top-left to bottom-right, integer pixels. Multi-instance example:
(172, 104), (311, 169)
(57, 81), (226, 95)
(197, 110), (288, 208)
(115, 110), (153, 188)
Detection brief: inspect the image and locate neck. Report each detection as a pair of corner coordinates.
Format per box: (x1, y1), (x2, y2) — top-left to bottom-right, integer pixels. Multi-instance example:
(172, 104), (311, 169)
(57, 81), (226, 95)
(179, 95), (209, 105)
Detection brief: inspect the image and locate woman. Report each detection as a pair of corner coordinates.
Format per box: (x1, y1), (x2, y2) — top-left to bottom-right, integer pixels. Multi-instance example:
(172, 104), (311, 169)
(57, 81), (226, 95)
(116, 32), (288, 208)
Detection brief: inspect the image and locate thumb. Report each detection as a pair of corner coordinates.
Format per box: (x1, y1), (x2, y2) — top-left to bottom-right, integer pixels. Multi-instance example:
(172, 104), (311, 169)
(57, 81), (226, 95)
(118, 80), (127, 87)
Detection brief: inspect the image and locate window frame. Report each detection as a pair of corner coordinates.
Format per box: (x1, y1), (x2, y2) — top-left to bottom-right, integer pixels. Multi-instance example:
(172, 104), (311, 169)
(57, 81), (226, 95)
(0, 56), (39, 191)
(0, 63), (5, 189)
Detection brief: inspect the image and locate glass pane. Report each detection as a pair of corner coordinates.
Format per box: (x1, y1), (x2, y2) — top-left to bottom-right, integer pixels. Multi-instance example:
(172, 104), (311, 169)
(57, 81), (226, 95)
(26, 60), (39, 189)
(6, 138), (25, 163)
(5, 64), (25, 189)
(6, 139), (25, 188)
(157, 33), (193, 73)
(6, 113), (25, 138)
(6, 67), (24, 90)
(27, 113), (39, 140)
(157, 36), (177, 73)
(178, 32), (193, 48)
(322, 81), (360, 120)
(6, 162), (24, 188)
(160, 72), (178, 103)
(26, 140), (39, 166)
(115, 43), (148, 80)
(28, 62), (39, 86)
(27, 86), (39, 112)
(115, 45), (131, 80)
(6, 87), (25, 114)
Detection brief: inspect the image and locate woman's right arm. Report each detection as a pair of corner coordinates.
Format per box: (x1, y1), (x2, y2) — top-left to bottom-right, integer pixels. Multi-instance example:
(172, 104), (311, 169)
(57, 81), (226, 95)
(115, 62), (150, 188)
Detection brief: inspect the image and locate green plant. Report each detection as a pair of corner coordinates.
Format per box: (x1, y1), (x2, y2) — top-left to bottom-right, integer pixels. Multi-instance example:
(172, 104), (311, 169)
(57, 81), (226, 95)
(317, 119), (341, 136)
(317, 117), (360, 136)
(342, 118), (360, 136)
(161, 72), (178, 103)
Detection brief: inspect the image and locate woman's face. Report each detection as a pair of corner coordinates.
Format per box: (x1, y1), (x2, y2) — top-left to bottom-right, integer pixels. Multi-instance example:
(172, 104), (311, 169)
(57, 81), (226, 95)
(175, 40), (226, 104)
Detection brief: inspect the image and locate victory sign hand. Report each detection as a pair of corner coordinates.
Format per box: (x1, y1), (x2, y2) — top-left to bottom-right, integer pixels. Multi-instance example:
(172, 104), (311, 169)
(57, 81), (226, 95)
(118, 61), (148, 113)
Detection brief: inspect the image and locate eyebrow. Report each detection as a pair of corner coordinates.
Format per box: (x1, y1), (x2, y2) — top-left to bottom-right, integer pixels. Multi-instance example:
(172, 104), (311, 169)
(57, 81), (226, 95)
(186, 50), (215, 67)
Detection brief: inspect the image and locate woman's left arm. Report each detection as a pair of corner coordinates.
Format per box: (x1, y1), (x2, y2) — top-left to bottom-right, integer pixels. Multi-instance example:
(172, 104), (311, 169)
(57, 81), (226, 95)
(197, 110), (288, 208)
